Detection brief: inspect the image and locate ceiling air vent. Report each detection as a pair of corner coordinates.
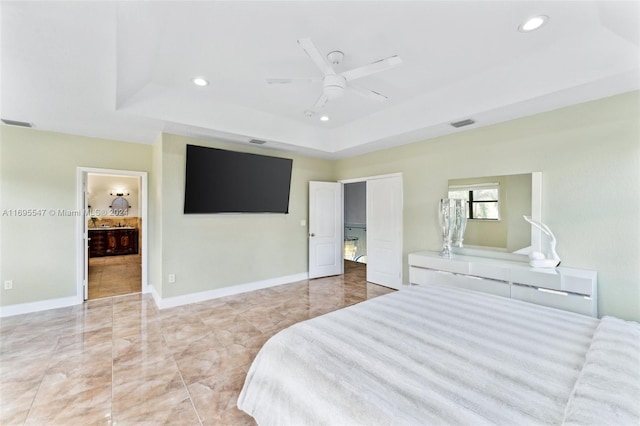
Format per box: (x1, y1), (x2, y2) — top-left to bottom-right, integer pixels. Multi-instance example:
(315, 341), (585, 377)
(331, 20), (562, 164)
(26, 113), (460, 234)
(249, 139), (266, 145)
(450, 118), (475, 128)
(1, 118), (34, 128)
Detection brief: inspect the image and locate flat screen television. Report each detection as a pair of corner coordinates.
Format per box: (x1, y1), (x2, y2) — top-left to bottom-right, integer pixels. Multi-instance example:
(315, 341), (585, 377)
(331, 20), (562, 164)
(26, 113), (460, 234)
(184, 144), (293, 214)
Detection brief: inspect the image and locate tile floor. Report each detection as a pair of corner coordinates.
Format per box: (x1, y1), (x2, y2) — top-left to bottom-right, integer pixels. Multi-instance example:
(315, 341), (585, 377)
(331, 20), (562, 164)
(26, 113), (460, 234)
(88, 254), (142, 300)
(0, 261), (395, 425)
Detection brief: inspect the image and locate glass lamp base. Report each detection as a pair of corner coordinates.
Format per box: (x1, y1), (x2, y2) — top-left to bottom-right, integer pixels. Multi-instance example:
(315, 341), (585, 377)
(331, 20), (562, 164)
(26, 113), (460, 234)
(440, 242), (453, 259)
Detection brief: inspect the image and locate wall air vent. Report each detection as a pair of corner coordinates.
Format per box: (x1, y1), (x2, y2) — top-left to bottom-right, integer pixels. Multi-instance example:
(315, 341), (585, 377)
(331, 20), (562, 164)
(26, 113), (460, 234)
(249, 139), (266, 145)
(1, 118), (34, 128)
(450, 118), (475, 128)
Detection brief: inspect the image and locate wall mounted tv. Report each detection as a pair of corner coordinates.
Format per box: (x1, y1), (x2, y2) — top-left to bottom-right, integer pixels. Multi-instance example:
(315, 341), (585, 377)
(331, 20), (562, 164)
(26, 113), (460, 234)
(184, 144), (293, 214)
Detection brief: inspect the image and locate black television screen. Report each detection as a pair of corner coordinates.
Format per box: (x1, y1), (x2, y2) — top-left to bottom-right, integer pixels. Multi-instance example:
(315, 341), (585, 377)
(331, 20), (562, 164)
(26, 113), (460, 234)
(184, 144), (293, 214)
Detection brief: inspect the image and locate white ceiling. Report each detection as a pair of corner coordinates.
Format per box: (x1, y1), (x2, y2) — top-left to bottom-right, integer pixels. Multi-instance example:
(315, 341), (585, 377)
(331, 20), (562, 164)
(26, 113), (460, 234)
(1, 1), (639, 158)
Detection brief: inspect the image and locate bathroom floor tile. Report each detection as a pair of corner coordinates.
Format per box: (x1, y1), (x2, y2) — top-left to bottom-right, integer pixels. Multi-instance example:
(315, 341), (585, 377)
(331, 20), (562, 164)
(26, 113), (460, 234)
(88, 254), (141, 300)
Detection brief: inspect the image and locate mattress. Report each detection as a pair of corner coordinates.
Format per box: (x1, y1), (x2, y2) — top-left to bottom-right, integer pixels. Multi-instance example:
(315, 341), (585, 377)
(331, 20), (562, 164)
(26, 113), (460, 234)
(238, 285), (639, 425)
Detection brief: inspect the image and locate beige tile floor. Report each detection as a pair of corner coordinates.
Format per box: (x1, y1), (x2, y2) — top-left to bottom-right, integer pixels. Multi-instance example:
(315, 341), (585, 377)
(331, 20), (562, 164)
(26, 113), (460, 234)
(88, 254), (142, 300)
(0, 261), (395, 425)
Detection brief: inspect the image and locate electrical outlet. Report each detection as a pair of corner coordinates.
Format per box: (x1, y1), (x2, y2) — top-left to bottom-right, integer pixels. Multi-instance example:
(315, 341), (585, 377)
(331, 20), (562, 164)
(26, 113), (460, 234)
(300, 219), (306, 227)
(4, 280), (13, 290)
(168, 274), (176, 283)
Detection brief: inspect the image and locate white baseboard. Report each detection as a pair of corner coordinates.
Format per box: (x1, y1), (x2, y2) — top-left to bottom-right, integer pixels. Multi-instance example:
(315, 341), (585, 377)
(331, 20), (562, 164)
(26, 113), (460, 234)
(153, 272), (309, 310)
(0, 273), (309, 317)
(0, 296), (82, 318)
(148, 284), (161, 306)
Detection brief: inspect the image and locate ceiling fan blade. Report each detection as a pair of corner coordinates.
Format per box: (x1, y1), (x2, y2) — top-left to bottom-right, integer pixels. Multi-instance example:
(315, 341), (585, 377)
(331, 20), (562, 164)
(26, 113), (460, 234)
(349, 84), (388, 101)
(266, 78), (318, 84)
(298, 38), (335, 76)
(341, 55), (402, 81)
(314, 93), (328, 108)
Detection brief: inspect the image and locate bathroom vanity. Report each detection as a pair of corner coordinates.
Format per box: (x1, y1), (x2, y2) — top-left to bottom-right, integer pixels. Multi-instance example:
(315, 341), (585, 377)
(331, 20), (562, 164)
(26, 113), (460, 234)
(89, 227), (139, 257)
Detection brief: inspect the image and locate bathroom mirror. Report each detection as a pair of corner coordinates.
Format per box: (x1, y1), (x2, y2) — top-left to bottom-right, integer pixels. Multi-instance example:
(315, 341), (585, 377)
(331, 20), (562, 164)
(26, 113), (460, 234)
(110, 196), (130, 216)
(448, 172), (541, 261)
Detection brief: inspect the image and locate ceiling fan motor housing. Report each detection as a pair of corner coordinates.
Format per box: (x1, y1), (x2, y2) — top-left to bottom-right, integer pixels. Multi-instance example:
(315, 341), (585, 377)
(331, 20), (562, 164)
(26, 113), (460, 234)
(323, 74), (346, 99)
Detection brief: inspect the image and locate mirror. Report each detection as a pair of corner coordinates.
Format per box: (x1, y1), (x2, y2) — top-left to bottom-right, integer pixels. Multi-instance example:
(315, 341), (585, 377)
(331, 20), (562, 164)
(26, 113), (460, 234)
(110, 196), (130, 216)
(448, 172), (542, 261)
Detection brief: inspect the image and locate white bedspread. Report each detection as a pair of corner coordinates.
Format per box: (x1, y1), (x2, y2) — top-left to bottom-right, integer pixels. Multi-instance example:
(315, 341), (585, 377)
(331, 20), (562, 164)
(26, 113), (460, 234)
(238, 285), (601, 425)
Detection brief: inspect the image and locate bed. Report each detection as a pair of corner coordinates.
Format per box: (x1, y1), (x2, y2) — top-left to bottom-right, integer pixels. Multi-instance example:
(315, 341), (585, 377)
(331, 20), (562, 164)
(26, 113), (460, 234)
(237, 285), (640, 425)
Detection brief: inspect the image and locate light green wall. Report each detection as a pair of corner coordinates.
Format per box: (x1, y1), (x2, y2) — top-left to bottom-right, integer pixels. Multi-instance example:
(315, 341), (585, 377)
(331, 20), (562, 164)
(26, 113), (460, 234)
(2, 92), (638, 322)
(155, 134), (334, 298)
(0, 126), (152, 305)
(335, 91), (640, 321)
(148, 133), (164, 297)
(0, 127), (333, 307)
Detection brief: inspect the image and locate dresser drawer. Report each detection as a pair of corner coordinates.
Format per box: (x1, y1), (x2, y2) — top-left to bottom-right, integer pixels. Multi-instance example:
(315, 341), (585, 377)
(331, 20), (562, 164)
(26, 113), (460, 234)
(410, 267), (509, 297)
(511, 283), (596, 317)
(510, 268), (561, 290)
(408, 252), (469, 274)
(469, 262), (510, 282)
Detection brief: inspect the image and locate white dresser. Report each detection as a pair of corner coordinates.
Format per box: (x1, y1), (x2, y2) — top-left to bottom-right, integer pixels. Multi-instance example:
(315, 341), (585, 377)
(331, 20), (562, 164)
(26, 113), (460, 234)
(408, 251), (598, 317)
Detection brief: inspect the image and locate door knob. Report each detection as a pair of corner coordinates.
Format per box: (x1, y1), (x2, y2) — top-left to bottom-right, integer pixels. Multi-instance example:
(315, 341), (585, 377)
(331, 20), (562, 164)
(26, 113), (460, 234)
(309, 233), (315, 237)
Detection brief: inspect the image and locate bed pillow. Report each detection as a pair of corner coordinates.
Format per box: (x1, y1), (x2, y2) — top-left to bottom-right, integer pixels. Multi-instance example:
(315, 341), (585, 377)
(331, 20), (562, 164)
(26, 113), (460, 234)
(562, 316), (640, 426)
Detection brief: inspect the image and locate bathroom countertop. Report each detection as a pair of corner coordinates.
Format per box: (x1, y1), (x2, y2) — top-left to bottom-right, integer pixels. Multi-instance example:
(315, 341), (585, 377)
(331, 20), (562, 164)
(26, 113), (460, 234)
(89, 227), (136, 231)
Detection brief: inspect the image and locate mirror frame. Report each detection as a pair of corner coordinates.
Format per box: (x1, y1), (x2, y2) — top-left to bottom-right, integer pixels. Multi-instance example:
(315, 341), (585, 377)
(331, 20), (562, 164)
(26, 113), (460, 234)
(452, 171), (542, 262)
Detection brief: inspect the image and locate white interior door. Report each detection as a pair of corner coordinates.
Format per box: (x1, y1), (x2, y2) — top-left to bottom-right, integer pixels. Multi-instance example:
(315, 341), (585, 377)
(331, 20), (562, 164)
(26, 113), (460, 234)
(308, 181), (343, 279)
(366, 176), (403, 288)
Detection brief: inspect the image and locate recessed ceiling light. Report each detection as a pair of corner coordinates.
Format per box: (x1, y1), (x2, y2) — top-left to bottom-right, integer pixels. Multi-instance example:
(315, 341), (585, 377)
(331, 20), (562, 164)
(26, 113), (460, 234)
(192, 77), (209, 87)
(319, 115), (330, 122)
(519, 15), (549, 32)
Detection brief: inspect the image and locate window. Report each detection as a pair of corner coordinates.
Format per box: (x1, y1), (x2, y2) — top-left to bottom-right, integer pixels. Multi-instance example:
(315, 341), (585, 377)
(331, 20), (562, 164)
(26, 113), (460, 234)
(448, 183), (500, 220)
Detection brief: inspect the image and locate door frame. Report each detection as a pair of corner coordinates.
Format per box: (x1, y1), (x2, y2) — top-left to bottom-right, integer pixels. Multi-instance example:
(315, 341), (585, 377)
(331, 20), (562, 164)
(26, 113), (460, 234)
(76, 167), (149, 301)
(339, 173), (403, 286)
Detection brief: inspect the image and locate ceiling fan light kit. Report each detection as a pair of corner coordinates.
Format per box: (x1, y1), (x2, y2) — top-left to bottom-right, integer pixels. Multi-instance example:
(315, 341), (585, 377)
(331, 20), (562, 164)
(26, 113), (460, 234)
(268, 38), (402, 109)
(323, 74), (347, 99)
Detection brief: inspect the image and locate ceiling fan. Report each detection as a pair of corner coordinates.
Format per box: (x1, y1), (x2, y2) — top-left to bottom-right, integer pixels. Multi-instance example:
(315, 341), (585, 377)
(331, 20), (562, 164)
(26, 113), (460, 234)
(267, 38), (402, 108)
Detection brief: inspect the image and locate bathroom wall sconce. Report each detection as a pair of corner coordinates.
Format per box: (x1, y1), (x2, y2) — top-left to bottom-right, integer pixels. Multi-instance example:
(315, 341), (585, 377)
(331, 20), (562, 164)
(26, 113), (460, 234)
(110, 192), (130, 197)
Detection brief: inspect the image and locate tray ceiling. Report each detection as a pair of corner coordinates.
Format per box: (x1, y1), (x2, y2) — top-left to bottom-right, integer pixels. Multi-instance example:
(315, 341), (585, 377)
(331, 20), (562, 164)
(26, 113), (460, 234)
(1, 1), (638, 158)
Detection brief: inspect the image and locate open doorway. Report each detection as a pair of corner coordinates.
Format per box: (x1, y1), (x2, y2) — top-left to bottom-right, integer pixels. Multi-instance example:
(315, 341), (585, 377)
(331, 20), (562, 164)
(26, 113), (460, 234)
(344, 182), (367, 271)
(86, 173), (142, 299)
(341, 174), (403, 289)
(76, 167), (148, 302)
(309, 174), (402, 288)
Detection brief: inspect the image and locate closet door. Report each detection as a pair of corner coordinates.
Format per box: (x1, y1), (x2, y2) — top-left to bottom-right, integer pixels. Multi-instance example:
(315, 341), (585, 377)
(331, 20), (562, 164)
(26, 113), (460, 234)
(367, 176), (403, 288)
